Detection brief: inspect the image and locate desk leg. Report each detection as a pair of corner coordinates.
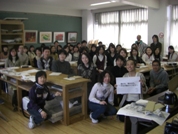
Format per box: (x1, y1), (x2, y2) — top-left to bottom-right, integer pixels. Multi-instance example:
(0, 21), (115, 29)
(125, 116), (131, 134)
(62, 86), (69, 125)
(130, 117), (138, 134)
(81, 82), (87, 118)
(16, 81), (22, 111)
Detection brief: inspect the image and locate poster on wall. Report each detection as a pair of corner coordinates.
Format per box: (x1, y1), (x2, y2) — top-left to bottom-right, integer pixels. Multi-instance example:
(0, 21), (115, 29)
(39, 32), (52, 43)
(53, 32), (65, 42)
(25, 30), (38, 44)
(67, 32), (77, 43)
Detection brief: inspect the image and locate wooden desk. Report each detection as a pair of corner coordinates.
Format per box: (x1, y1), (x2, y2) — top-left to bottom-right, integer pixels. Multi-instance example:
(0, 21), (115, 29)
(147, 113), (178, 134)
(0, 67), (90, 125)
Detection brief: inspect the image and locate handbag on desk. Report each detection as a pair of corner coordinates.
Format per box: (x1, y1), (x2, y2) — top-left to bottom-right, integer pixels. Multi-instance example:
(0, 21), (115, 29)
(164, 122), (178, 134)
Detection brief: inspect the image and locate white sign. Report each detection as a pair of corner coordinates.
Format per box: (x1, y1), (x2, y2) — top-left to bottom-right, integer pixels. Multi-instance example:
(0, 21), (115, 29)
(116, 77), (141, 94)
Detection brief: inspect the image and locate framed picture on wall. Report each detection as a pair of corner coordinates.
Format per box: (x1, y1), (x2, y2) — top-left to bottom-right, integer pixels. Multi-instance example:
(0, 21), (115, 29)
(67, 32), (77, 43)
(25, 30), (38, 44)
(39, 32), (52, 43)
(53, 32), (65, 42)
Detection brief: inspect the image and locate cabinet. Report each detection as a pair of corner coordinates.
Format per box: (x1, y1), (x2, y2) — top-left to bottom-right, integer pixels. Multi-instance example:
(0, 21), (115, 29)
(0, 20), (24, 51)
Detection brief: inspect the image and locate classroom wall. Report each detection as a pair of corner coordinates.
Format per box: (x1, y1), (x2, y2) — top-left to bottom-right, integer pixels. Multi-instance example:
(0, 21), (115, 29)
(0, 11), (82, 48)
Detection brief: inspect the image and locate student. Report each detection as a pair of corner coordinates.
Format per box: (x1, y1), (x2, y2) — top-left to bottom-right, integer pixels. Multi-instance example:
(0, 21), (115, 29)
(89, 44), (97, 60)
(72, 45), (80, 61)
(116, 44), (122, 54)
(93, 45), (107, 73)
(77, 42), (82, 50)
(118, 59), (147, 122)
(119, 48), (128, 60)
(147, 60), (169, 96)
(69, 45), (74, 54)
(28, 45), (36, 66)
(150, 35), (162, 54)
(81, 40), (89, 52)
(33, 48), (42, 68)
(40, 43), (46, 52)
(5, 47), (20, 68)
(50, 46), (58, 60)
(57, 45), (62, 53)
(24, 46), (29, 55)
(77, 47), (88, 65)
(128, 48), (146, 66)
(131, 43), (138, 50)
(37, 47), (53, 70)
(168, 46), (178, 62)
(63, 45), (72, 62)
(27, 71), (61, 129)
(142, 47), (155, 64)
(89, 70), (117, 124)
(98, 41), (103, 46)
(0, 46), (9, 60)
(18, 45), (29, 66)
(51, 49), (72, 74)
(153, 47), (161, 61)
(107, 44), (117, 67)
(54, 41), (59, 51)
(135, 35), (148, 56)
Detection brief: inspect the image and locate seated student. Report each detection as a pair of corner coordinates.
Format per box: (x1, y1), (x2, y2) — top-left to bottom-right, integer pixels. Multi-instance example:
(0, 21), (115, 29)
(128, 48), (146, 66)
(53, 41), (59, 52)
(37, 47), (53, 70)
(118, 59), (147, 122)
(69, 45), (74, 54)
(81, 40), (89, 52)
(18, 45), (29, 66)
(24, 46), (29, 55)
(93, 45), (107, 73)
(51, 49), (72, 74)
(50, 46), (58, 60)
(147, 60), (169, 96)
(89, 44), (97, 60)
(27, 71), (61, 129)
(33, 48), (42, 68)
(89, 70), (117, 124)
(168, 46), (178, 62)
(5, 47), (20, 68)
(153, 47), (161, 61)
(28, 45), (36, 66)
(142, 47), (155, 64)
(116, 44), (122, 54)
(63, 45), (72, 62)
(107, 44), (117, 68)
(77, 47), (88, 65)
(72, 45), (80, 61)
(114, 48), (128, 66)
(0, 46), (9, 60)
(57, 45), (62, 53)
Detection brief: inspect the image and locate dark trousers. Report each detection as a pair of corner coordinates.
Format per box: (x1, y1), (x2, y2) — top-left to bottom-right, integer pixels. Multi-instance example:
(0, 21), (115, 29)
(149, 87), (167, 96)
(27, 108), (51, 124)
(89, 101), (117, 120)
(118, 101), (135, 122)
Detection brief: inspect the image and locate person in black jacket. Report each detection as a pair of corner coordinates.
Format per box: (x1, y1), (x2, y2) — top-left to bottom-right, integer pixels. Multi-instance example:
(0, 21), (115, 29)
(89, 44), (97, 60)
(27, 71), (61, 129)
(128, 48), (146, 66)
(153, 47), (161, 61)
(150, 35), (162, 54)
(107, 44), (117, 68)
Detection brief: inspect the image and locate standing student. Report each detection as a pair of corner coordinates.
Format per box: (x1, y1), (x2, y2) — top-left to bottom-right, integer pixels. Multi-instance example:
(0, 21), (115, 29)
(89, 44), (97, 60)
(27, 71), (61, 129)
(168, 46), (178, 62)
(18, 45), (29, 66)
(135, 35), (148, 56)
(107, 44), (117, 67)
(72, 46), (80, 61)
(89, 70), (117, 124)
(37, 47), (53, 70)
(142, 47), (155, 64)
(50, 46), (58, 61)
(128, 48), (146, 66)
(150, 35), (162, 54)
(33, 48), (42, 68)
(51, 49), (72, 74)
(153, 47), (161, 61)
(93, 45), (107, 73)
(118, 59), (147, 122)
(0, 46), (9, 60)
(63, 45), (72, 62)
(28, 45), (36, 66)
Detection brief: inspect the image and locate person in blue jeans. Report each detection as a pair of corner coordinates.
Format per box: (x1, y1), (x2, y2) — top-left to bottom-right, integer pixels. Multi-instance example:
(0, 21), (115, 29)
(88, 70), (117, 123)
(27, 71), (61, 129)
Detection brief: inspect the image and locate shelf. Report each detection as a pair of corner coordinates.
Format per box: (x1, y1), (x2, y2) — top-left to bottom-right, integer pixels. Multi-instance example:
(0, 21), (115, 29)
(1, 43), (23, 45)
(1, 33), (23, 35)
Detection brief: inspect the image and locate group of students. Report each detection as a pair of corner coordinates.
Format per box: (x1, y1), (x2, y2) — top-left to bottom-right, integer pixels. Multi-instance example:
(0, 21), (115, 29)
(0, 34), (172, 128)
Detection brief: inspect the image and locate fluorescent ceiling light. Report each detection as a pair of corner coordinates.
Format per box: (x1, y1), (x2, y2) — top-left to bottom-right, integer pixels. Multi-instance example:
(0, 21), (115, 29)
(90, 1), (111, 6)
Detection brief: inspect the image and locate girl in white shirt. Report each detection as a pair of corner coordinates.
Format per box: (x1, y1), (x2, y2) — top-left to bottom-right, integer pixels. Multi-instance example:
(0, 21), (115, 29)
(89, 70), (117, 124)
(93, 45), (107, 73)
(168, 46), (178, 62)
(63, 45), (72, 62)
(118, 59), (147, 122)
(142, 47), (155, 64)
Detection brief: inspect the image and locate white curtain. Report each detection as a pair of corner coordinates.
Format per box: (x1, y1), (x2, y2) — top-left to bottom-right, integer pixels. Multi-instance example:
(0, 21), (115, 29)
(120, 9), (148, 49)
(170, 5), (178, 51)
(94, 12), (119, 48)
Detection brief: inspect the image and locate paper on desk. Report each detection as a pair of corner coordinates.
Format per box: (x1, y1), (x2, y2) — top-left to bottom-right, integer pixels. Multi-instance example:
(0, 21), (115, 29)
(22, 69), (39, 73)
(64, 77), (75, 80)
(21, 75), (35, 82)
(117, 104), (170, 125)
(49, 72), (61, 76)
(116, 77), (141, 94)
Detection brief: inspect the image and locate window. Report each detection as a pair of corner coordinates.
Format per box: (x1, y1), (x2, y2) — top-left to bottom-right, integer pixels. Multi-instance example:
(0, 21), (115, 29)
(170, 5), (178, 51)
(94, 11), (119, 48)
(120, 9), (148, 49)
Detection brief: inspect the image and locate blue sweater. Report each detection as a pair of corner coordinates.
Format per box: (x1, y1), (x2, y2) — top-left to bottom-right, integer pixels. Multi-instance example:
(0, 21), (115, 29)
(27, 83), (55, 113)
